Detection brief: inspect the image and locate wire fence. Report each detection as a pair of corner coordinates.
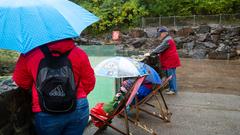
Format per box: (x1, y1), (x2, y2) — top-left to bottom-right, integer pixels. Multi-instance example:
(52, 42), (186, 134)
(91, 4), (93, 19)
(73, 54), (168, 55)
(141, 13), (240, 28)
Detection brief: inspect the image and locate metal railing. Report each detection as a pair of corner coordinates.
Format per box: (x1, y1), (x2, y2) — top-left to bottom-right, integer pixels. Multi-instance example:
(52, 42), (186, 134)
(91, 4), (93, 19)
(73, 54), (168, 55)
(141, 13), (240, 28)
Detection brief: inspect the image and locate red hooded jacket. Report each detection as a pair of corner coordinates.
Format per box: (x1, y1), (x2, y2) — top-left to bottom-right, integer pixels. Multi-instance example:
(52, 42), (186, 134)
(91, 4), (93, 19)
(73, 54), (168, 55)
(13, 39), (96, 112)
(159, 37), (181, 70)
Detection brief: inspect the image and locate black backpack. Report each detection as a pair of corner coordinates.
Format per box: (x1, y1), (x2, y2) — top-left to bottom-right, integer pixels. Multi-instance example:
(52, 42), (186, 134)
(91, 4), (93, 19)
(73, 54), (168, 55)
(36, 46), (77, 113)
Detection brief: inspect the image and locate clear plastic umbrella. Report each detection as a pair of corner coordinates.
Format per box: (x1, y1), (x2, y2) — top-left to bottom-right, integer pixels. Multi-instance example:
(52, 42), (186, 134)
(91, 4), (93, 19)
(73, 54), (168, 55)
(94, 57), (147, 78)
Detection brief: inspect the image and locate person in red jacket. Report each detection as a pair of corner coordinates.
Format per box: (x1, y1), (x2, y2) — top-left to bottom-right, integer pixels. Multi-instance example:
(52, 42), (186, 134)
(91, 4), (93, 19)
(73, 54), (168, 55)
(145, 26), (181, 95)
(13, 39), (95, 135)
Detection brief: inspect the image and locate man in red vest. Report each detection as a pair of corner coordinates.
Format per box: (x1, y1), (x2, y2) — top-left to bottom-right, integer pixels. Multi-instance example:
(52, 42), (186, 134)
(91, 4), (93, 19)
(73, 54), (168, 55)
(144, 26), (181, 95)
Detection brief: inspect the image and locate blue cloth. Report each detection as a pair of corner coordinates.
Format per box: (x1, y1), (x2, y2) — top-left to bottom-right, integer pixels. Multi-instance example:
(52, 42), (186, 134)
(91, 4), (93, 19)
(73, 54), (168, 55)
(165, 68), (177, 93)
(34, 98), (89, 135)
(0, 0), (99, 53)
(139, 62), (162, 84)
(137, 85), (152, 101)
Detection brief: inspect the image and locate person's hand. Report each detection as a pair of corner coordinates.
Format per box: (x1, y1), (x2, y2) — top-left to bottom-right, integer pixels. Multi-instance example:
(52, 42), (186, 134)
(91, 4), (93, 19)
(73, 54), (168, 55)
(144, 53), (150, 57)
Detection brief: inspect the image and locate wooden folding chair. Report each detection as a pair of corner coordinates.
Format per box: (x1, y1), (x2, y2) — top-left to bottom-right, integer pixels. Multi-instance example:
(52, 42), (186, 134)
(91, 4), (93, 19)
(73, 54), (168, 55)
(90, 76), (156, 135)
(130, 75), (173, 123)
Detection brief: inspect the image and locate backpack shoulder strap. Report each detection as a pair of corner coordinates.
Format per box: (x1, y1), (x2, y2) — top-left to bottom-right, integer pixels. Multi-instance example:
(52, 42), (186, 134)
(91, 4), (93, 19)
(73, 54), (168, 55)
(61, 46), (76, 57)
(39, 45), (51, 58)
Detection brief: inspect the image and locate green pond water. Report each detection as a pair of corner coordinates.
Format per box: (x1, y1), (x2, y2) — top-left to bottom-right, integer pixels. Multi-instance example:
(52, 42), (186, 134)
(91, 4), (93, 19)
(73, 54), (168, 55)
(82, 45), (119, 108)
(87, 56), (115, 108)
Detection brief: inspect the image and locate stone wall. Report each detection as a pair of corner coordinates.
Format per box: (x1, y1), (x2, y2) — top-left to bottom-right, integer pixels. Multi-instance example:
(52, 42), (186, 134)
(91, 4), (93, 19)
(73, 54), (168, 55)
(141, 26), (239, 59)
(174, 25), (240, 59)
(0, 78), (34, 135)
(77, 25), (239, 60)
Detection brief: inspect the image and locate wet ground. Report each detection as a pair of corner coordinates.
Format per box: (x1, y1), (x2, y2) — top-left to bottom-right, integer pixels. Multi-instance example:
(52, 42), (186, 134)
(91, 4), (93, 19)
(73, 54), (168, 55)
(177, 58), (240, 95)
(84, 58), (240, 135)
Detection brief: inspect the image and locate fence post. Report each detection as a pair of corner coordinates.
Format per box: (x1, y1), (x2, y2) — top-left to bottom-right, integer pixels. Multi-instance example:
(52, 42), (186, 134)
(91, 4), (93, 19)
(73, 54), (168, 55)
(141, 17), (145, 28)
(219, 14), (222, 25)
(159, 16), (161, 27)
(174, 16), (176, 27)
(193, 15), (196, 26)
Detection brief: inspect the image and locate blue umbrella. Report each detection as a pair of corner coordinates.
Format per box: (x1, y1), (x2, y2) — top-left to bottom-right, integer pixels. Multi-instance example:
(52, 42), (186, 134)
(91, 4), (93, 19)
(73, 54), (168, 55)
(0, 0), (99, 53)
(140, 62), (162, 84)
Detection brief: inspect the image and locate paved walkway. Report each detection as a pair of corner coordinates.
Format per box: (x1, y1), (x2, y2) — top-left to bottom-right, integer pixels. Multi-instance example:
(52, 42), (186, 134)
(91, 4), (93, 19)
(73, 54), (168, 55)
(85, 92), (240, 135)
(84, 58), (240, 135)
(177, 58), (240, 95)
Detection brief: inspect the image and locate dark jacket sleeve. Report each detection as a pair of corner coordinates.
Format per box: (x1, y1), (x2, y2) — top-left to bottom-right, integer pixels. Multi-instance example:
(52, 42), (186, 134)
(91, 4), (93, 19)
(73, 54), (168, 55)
(13, 55), (33, 90)
(151, 40), (169, 55)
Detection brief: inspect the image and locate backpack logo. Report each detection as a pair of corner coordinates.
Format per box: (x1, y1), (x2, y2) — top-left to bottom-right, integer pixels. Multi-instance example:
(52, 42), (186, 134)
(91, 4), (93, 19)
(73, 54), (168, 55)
(49, 85), (66, 97)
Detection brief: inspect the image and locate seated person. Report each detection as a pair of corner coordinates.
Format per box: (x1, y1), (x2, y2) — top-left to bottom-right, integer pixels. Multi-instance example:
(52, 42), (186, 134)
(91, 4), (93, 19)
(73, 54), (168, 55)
(90, 79), (135, 127)
(136, 81), (154, 101)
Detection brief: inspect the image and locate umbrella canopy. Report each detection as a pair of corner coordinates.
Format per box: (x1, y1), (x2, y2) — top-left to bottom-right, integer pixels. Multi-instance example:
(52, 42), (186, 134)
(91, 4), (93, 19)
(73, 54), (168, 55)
(94, 57), (147, 78)
(0, 0), (99, 53)
(140, 62), (162, 84)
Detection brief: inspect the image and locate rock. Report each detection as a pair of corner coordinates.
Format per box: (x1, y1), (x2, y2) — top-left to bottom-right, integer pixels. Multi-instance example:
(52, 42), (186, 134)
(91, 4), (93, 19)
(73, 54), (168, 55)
(129, 29), (147, 38)
(208, 51), (238, 60)
(0, 89), (33, 135)
(192, 48), (207, 59)
(0, 61), (16, 76)
(74, 37), (104, 45)
(211, 35), (220, 43)
(76, 25), (239, 60)
(203, 42), (217, 49)
(181, 35), (195, 43)
(0, 123), (14, 135)
(144, 27), (158, 38)
(215, 43), (231, 52)
(140, 38), (159, 50)
(236, 45), (240, 55)
(183, 41), (194, 52)
(230, 26), (240, 36)
(224, 39), (232, 46)
(211, 26), (225, 35)
(169, 28), (177, 37)
(174, 37), (184, 49)
(0, 77), (33, 135)
(194, 42), (207, 50)
(0, 99), (10, 127)
(0, 78), (18, 93)
(198, 25), (211, 34)
(205, 33), (212, 42)
(130, 38), (147, 48)
(176, 27), (194, 37)
(196, 34), (208, 42)
(177, 49), (192, 58)
(174, 37), (182, 45)
(75, 37), (88, 44)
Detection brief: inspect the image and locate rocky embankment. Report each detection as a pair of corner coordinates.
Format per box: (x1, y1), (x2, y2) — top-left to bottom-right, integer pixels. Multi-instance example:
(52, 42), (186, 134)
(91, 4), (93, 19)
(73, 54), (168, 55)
(174, 25), (240, 59)
(0, 77), (33, 135)
(76, 25), (240, 59)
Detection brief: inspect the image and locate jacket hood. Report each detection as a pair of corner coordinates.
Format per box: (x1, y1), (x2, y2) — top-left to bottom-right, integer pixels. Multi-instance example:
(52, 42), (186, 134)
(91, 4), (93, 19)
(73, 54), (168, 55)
(47, 39), (75, 53)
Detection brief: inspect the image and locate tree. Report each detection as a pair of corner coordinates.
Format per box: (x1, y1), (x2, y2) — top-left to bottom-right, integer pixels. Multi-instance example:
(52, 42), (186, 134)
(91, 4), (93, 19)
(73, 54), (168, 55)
(70, 0), (240, 32)
(71, 0), (148, 33)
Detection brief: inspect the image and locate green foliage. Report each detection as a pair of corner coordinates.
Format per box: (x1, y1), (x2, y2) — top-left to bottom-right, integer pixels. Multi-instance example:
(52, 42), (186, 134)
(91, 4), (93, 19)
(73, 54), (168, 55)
(0, 50), (19, 76)
(70, 0), (240, 32)
(0, 50), (19, 62)
(140, 0), (240, 16)
(71, 0), (148, 33)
